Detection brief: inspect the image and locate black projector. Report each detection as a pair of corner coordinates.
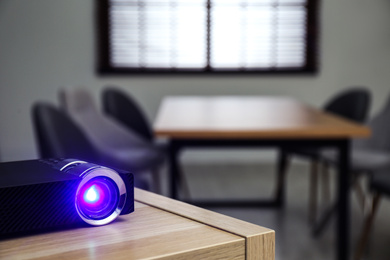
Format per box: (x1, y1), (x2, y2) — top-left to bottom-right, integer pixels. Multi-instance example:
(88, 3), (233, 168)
(0, 158), (134, 235)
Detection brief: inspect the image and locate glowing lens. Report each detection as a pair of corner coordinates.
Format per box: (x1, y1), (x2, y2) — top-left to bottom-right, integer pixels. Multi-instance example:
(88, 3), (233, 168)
(84, 185), (99, 203)
(77, 177), (119, 220)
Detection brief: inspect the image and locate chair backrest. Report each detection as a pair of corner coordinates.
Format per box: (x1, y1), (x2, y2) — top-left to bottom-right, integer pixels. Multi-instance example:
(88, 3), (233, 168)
(102, 87), (153, 141)
(59, 87), (147, 152)
(354, 93), (390, 151)
(32, 102), (99, 162)
(324, 87), (371, 123)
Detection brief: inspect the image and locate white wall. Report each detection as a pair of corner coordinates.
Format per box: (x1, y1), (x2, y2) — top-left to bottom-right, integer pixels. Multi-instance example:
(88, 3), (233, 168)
(0, 0), (390, 162)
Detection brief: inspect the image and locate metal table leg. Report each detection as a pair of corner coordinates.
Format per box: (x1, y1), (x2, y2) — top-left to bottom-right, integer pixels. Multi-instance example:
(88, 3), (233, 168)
(168, 140), (180, 199)
(336, 139), (350, 260)
(166, 138), (351, 260)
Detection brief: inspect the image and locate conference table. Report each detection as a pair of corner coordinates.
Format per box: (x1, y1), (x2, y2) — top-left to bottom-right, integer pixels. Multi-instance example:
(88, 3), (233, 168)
(154, 96), (370, 260)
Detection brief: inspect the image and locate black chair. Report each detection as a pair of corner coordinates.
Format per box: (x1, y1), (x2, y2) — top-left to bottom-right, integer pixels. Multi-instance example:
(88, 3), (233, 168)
(102, 87), (154, 142)
(275, 87), (371, 225)
(32, 102), (100, 163)
(323, 87), (371, 122)
(310, 92), (390, 237)
(102, 86), (190, 197)
(32, 102), (149, 190)
(58, 88), (164, 193)
(354, 171), (390, 260)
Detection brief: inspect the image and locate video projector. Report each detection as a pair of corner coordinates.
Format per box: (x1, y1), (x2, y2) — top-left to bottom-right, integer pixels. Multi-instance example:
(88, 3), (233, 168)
(0, 158), (134, 235)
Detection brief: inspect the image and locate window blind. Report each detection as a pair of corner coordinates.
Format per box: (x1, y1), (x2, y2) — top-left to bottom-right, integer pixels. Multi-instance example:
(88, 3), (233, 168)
(100, 0), (317, 73)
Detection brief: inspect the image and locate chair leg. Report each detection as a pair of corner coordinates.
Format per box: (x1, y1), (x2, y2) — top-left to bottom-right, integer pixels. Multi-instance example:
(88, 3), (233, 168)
(309, 160), (320, 225)
(320, 162), (331, 207)
(353, 175), (367, 213)
(311, 173), (363, 237)
(275, 150), (290, 207)
(353, 193), (381, 260)
(177, 164), (191, 199)
(151, 167), (162, 194)
(312, 171), (368, 238)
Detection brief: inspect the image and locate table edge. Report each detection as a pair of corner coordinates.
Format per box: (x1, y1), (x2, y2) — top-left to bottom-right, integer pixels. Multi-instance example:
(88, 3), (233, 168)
(154, 128), (370, 139)
(135, 188), (275, 260)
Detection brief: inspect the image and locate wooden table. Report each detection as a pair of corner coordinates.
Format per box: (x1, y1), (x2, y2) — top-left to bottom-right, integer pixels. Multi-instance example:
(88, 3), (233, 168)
(154, 96), (370, 260)
(0, 188), (274, 260)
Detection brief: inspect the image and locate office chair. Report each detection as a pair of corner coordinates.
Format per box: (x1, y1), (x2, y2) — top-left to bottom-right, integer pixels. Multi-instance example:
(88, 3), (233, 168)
(275, 87), (371, 226)
(102, 86), (190, 197)
(309, 92), (390, 238)
(102, 87), (153, 141)
(32, 102), (100, 162)
(58, 87), (165, 193)
(353, 170), (390, 260)
(32, 102), (149, 190)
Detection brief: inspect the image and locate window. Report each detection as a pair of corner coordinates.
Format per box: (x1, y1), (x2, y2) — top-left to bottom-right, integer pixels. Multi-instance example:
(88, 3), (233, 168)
(97, 0), (319, 74)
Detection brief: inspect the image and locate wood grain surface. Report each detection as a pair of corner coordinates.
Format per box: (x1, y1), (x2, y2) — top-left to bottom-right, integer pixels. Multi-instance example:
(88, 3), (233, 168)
(135, 189), (275, 260)
(154, 96), (370, 139)
(0, 188), (274, 260)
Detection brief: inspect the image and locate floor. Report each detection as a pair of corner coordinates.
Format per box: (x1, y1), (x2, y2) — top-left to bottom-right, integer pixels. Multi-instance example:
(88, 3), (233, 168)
(159, 159), (390, 260)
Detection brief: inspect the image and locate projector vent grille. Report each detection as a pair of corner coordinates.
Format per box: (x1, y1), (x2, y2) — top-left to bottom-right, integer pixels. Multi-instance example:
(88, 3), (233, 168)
(0, 180), (80, 234)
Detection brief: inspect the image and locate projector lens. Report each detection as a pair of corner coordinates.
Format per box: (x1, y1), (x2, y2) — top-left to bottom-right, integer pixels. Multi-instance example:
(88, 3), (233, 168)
(75, 167), (126, 226)
(78, 177), (119, 220)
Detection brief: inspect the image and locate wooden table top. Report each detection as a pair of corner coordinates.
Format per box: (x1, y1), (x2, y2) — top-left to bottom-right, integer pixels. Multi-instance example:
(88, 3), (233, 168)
(0, 189), (274, 260)
(154, 96), (370, 139)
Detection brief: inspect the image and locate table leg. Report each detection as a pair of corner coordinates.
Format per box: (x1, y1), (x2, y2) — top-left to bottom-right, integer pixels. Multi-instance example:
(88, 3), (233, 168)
(337, 139), (350, 260)
(275, 149), (289, 207)
(166, 138), (352, 260)
(168, 140), (180, 199)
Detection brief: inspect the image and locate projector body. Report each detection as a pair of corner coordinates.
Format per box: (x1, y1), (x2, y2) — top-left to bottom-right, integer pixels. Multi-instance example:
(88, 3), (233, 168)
(0, 159), (134, 236)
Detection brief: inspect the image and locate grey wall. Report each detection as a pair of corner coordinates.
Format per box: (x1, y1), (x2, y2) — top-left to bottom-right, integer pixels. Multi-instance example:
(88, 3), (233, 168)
(0, 0), (390, 162)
